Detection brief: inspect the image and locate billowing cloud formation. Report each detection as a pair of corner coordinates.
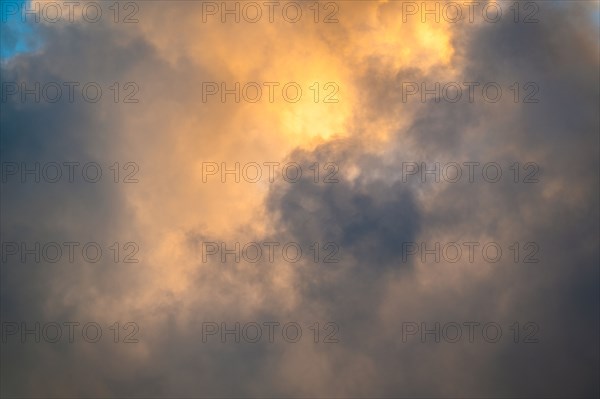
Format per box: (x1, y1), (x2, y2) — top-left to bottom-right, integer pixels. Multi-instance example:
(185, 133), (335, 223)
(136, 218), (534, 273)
(1, 0), (598, 397)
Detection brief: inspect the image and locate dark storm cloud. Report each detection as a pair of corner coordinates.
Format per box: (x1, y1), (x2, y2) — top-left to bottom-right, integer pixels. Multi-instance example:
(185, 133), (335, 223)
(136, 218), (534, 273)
(269, 145), (421, 267)
(263, 2), (599, 397)
(0, 21), (163, 397)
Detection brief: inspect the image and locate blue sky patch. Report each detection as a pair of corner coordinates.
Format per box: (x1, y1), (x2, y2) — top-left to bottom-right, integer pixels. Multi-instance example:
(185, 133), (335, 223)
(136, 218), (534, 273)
(1, 0), (42, 59)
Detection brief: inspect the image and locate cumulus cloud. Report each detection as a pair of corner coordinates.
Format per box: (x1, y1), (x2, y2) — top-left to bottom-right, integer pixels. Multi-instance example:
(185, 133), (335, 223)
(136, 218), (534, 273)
(1, 0), (598, 397)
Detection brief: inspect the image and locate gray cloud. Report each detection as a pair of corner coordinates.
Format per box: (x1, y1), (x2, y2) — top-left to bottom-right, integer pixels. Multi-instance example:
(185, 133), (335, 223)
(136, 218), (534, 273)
(1, 1), (598, 397)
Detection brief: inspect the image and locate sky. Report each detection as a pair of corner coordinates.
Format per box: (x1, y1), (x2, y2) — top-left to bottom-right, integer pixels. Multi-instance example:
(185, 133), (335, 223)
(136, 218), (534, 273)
(0, 0), (42, 59)
(1, 0), (599, 397)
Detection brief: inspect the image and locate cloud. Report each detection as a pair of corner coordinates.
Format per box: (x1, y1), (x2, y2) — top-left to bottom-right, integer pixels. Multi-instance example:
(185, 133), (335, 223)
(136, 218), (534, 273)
(1, 1), (598, 397)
